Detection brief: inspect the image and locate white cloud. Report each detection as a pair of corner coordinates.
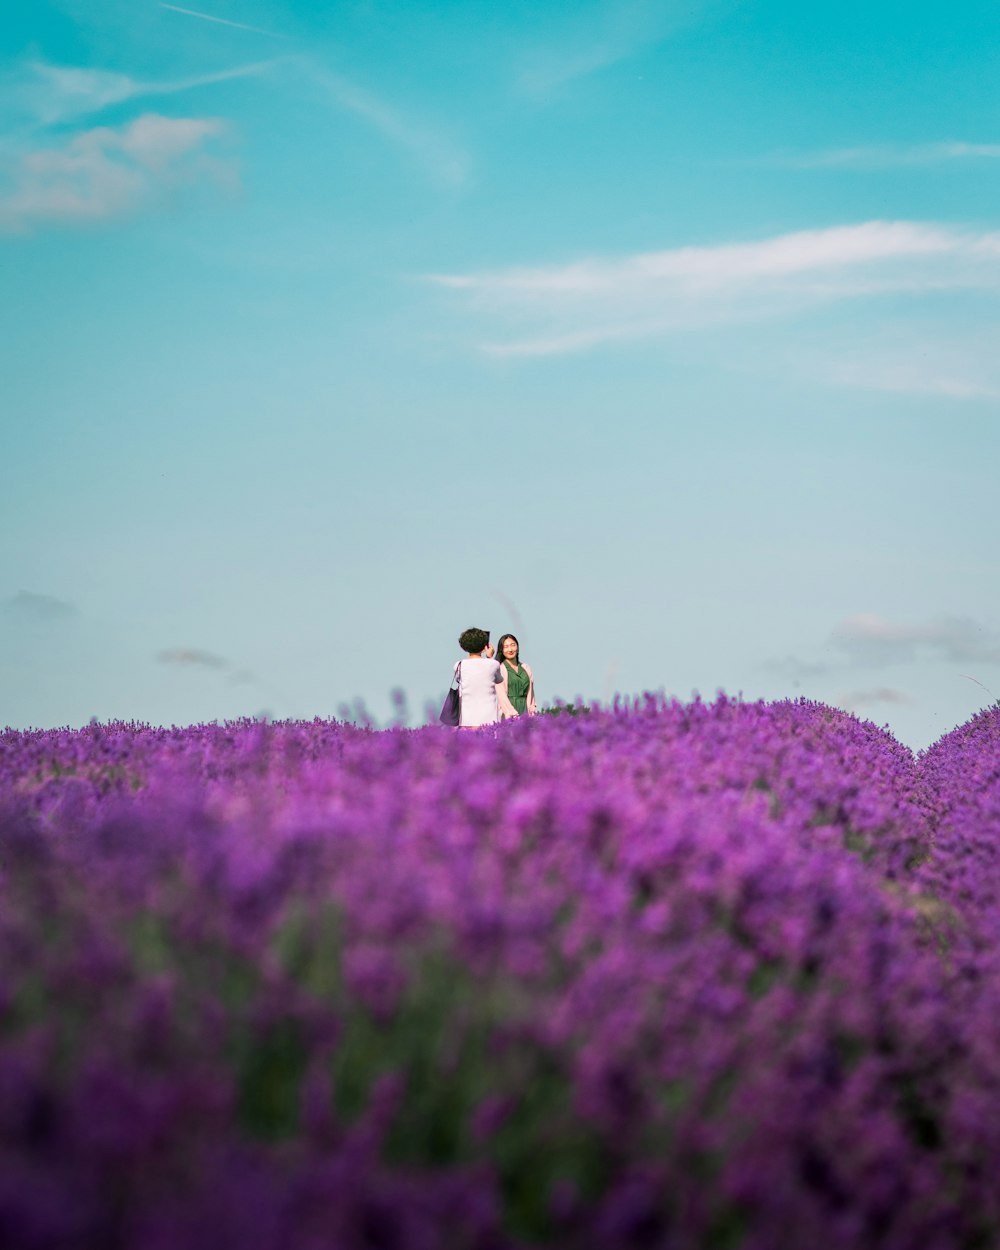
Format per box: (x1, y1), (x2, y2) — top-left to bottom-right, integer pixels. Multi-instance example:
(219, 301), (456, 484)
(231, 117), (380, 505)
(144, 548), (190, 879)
(429, 221), (1000, 357)
(831, 614), (1000, 666)
(0, 113), (231, 233)
(435, 222), (969, 295)
(771, 142), (1000, 170)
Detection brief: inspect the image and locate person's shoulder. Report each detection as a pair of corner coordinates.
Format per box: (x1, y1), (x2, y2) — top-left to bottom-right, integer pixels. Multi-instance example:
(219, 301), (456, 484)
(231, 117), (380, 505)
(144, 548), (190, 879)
(523, 662), (533, 676)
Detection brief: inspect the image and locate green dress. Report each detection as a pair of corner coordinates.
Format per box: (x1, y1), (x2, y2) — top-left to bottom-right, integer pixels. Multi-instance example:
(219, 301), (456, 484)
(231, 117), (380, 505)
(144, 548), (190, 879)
(503, 659), (530, 714)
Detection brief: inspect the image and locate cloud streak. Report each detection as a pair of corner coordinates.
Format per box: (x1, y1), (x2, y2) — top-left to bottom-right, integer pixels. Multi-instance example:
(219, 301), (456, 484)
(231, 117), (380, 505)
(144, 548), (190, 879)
(769, 142), (1000, 170)
(159, 3), (292, 40)
(0, 113), (232, 233)
(429, 221), (1000, 356)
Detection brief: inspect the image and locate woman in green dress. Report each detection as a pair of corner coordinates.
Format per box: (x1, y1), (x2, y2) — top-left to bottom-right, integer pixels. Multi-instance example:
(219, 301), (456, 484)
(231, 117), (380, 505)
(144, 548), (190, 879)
(496, 634), (537, 719)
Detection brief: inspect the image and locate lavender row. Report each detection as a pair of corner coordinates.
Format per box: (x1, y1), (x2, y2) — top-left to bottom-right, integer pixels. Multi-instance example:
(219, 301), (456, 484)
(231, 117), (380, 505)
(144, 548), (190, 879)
(1, 698), (998, 1249)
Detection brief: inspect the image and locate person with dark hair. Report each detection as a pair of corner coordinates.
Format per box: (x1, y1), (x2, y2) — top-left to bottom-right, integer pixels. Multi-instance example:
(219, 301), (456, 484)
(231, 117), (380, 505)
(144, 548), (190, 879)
(496, 633), (537, 719)
(453, 628), (516, 728)
(458, 626), (489, 655)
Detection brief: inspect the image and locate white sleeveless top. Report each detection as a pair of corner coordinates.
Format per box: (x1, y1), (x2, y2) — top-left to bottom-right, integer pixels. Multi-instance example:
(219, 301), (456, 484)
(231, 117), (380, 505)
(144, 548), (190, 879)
(455, 657), (502, 727)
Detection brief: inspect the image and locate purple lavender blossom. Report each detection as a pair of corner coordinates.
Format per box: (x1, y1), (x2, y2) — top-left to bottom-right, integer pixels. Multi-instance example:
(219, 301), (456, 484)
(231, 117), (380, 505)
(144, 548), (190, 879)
(2, 698), (999, 1248)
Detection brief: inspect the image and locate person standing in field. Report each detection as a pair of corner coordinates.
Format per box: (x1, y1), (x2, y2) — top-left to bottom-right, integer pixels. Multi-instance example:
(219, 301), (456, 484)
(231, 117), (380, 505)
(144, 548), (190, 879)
(496, 633), (537, 719)
(454, 627), (516, 728)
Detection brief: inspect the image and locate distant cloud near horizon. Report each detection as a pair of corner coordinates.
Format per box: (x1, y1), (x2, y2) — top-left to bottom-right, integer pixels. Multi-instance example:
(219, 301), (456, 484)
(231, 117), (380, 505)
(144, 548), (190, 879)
(2, 591), (78, 621)
(839, 687), (913, 710)
(158, 648), (229, 669)
(831, 614), (1000, 666)
(763, 614), (1000, 697)
(156, 649), (296, 707)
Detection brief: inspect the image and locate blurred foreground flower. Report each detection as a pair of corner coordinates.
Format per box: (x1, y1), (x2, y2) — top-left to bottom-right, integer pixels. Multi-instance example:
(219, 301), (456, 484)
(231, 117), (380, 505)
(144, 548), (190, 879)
(1, 697), (999, 1248)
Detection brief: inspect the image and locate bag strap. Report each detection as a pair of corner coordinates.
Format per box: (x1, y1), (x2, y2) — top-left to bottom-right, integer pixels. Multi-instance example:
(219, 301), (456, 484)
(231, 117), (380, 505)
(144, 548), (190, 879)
(452, 659), (461, 688)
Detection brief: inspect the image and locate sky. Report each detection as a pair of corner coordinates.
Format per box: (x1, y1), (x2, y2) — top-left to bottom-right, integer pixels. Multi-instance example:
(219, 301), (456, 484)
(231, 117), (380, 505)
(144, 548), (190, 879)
(2, 0), (1000, 749)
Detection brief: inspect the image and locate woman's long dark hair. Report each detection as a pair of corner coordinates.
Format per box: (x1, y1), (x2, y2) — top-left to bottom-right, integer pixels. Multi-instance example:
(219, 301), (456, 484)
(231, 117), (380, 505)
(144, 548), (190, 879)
(496, 633), (521, 668)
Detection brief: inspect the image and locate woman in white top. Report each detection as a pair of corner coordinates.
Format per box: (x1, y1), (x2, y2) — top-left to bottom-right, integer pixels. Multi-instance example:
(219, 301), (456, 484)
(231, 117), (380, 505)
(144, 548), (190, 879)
(454, 627), (517, 728)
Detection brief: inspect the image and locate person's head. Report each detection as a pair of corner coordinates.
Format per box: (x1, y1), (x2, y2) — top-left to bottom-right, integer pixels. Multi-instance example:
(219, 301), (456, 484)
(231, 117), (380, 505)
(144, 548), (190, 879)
(497, 634), (520, 665)
(458, 626), (490, 655)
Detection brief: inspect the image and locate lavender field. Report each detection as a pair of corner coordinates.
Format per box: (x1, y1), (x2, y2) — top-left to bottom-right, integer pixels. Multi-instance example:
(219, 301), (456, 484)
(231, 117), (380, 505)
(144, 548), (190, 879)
(2, 696), (1000, 1250)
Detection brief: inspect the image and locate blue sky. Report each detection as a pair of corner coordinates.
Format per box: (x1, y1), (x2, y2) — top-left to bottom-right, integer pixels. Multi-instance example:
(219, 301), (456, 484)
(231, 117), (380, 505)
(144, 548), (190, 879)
(3, 0), (1000, 748)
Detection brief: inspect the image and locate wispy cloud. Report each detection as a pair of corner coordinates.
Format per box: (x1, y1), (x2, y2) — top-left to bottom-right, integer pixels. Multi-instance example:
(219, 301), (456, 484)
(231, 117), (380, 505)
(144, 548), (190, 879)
(5, 58), (277, 128)
(309, 65), (469, 187)
(768, 142), (1000, 170)
(831, 614), (1000, 666)
(792, 319), (998, 401)
(429, 221), (1000, 356)
(159, 3), (291, 40)
(516, 0), (712, 97)
(0, 113), (232, 234)
(768, 320), (1000, 404)
(829, 360), (1000, 401)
